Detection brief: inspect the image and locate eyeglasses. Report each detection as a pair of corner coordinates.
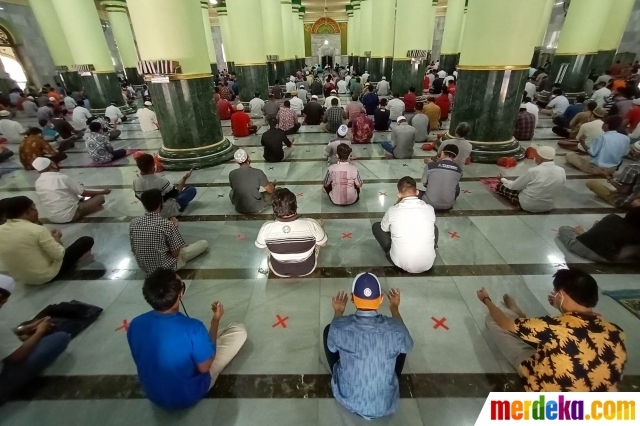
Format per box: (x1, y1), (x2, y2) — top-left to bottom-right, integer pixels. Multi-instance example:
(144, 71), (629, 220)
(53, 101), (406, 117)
(180, 281), (190, 317)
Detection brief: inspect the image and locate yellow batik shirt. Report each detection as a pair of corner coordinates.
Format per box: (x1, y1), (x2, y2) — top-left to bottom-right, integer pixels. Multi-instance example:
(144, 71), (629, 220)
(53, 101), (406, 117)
(514, 312), (627, 392)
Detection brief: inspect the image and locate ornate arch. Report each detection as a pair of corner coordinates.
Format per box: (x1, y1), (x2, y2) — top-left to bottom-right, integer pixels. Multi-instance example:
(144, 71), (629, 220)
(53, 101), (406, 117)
(0, 26), (15, 47)
(311, 17), (341, 35)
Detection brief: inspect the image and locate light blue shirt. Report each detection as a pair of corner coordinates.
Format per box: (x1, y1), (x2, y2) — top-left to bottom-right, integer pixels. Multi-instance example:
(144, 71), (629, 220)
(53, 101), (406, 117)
(588, 131), (630, 168)
(327, 310), (413, 419)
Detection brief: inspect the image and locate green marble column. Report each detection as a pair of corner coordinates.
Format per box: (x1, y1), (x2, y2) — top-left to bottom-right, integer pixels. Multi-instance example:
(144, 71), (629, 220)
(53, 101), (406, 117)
(210, 64), (219, 76)
(267, 62), (278, 85)
(82, 72), (128, 113)
(283, 60), (296, 79)
(236, 65), (269, 100)
(391, 59), (425, 95)
(227, 62), (236, 74)
(368, 57), (392, 82)
(152, 76), (235, 170)
(59, 70), (82, 93)
(542, 54), (595, 100)
(592, 50), (616, 77)
(447, 69), (528, 163)
(124, 67), (144, 86)
(275, 61), (286, 83)
(359, 57), (371, 75)
(439, 54), (458, 75)
(530, 47), (541, 68)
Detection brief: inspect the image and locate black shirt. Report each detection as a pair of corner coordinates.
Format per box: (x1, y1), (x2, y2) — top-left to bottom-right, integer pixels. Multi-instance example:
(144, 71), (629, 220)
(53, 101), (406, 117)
(577, 214), (640, 261)
(271, 85), (283, 99)
(310, 81), (323, 96)
(261, 128), (292, 162)
(374, 107), (391, 131)
(303, 101), (324, 125)
(431, 78), (444, 94)
(52, 118), (75, 139)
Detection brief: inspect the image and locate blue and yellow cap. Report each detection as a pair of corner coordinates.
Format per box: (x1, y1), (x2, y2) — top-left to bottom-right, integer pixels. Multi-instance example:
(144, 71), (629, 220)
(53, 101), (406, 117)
(352, 272), (383, 310)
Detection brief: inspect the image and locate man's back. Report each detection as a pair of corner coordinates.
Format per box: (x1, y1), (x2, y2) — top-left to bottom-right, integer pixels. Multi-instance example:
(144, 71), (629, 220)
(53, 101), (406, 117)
(515, 162), (566, 212)
(438, 138), (472, 168)
(231, 111), (251, 137)
(229, 166), (269, 213)
(362, 92), (379, 115)
(412, 114), (429, 142)
(249, 98), (265, 116)
(376, 81), (390, 96)
(264, 100), (280, 119)
(217, 99), (233, 120)
(325, 107), (345, 133)
(127, 311), (213, 409)
(137, 108), (158, 132)
(391, 124), (415, 159)
(327, 312), (413, 419)
(374, 107), (390, 130)
(303, 102), (324, 125)
(423, 159), (462, 210)
(514, 111), (535, 140)
(387, 99), (405, 121)
(403, 93), (417, 112)
(35, 172), (84, 223)
(129, 212), (185, 275)
(590, 131), (630, 168)
(289, 97), (304, 115)
(423, 103), (441, 130)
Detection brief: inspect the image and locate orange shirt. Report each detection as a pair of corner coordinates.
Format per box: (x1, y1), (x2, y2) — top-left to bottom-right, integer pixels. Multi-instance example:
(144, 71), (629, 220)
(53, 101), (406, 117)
(48, 91), (61, 102)
(612, 79), (626, 91)
(19, 135), (57, 170)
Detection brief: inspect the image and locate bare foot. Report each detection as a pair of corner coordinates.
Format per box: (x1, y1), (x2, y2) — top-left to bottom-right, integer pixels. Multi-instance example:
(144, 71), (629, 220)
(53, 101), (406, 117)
(503, 294), (526, 318)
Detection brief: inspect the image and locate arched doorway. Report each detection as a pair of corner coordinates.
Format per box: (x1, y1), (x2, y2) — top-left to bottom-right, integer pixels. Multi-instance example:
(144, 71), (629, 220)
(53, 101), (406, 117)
(0, 26), (24, 92)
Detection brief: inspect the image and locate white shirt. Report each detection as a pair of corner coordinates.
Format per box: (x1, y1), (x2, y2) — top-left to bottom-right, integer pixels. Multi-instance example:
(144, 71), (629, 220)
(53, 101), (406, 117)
(547, 95), (569, 115)
(344, 75), (351, 86)
(525, 82), (536, 100)
(500, 161), (566, 212)
(72, 106), (92, 130)
(285, 81), (296, 93)
(381, 197), (436, 273)
(576, 119), (604, 150)
(35, 172), (84, 223)
(0, 318), (21, 361)
(387, 98), (405, 121)
(437, 70), (447, 79)
(0, 119), (25, 143)
(591, 87), (611, 107)
(105, 105), (123, 124)
(337, 80), (348, 94)
(361, 73), (369, 84)
(249, 97), (265, 116)
(324, 95), (342, 109)
(376, 80), (390, 96)
(594, 75), (612, 86)
(137, 108), (158, 132)
(63, 96), (77, 110)
(525, 102), (539, 127)
(289, 96), (304, 115)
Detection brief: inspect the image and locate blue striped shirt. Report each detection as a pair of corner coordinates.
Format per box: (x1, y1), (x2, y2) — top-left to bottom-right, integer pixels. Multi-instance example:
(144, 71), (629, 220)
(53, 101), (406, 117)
(327, 310), (414, 419)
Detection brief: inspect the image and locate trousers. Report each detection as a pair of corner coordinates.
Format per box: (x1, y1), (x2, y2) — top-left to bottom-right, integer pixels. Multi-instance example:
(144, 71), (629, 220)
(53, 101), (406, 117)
(53, 236), (95, 280)
(176, 240), (209, 270)
(175, 187), (197, 211)
(208, 323), (248, 387)
(73, 195), (105, 221)
(557, 226), (608, 263)
(485, 312), (535, 376)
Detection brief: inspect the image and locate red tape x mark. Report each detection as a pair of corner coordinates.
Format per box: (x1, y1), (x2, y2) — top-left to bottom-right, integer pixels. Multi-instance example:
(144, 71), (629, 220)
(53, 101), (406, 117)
(272, 315), (289, 328)
(448, 232), (460, 239)
(431, 317), (449, 330)
(342, 233), (352, 239)
(115, 319), (129, 332)
(236, 234), (246, 241)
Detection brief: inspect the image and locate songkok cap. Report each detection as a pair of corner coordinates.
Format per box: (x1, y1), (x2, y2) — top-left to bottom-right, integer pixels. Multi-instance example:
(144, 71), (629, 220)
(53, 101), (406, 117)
(32, 157), (52, 172)
(593, 107), (606, 118)
(144, 101), (152, 106)
(337, 124), (348, 137)
(0, 275), (15, 294)
(234, 148), (248, 164)
(537, 145), (556, 160)
(397, 116), (406, 123)
(633, 98), (640, 106)
(352, 272), (383, 310)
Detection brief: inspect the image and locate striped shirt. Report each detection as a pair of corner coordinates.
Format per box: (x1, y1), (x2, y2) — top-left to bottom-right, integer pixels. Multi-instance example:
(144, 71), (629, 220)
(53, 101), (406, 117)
(255, 216), (327, 277)
(328, 310), (414, 419)
(324, 162), (362, 205)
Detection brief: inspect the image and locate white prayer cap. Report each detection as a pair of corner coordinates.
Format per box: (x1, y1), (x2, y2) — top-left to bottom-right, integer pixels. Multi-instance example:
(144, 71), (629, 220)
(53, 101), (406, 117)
(234, 148), (248, 164)
(48, 97), (56, 101)
(520, 104), (527, 109)
(144, 101), (152, 106)
(32, 157), (52, 172)
(311, 95), (318, 99)
(633, 141), (640, 153)
(0, 110), (10, 117)
(633, 98), (640, 106)
(382, 76), (386, 80)
(290, 76), (295, 82)
(236, 103), (245, 111)
(537, 146), (556, 160)
(331, 89), (337, 94)
(337, 124), (348, 137)
(397, 116), (406, 123)
(0, 275), (15, 294)
(27, 96), (34, 100)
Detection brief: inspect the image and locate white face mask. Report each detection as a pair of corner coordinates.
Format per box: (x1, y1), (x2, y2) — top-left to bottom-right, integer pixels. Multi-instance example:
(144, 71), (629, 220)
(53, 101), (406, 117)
(552, 291), (565, 313)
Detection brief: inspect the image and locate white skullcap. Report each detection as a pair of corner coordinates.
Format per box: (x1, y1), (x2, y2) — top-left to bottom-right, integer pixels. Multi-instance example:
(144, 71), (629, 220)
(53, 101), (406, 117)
(537, 146), (556, 160)
(27, 96), (34, 100)
(236, 103), (245, 111)
(0, 275), (15, 294)
(32, 157), (52, 171)
(337, 124), (348, 137)
(0, 110), (10, 117)
(396, 116), (406, 123)
(234, 148), (248, 164)
(48, 97), (56, 101)
(633, 98), (640, 106)
(144, 101), (152, 106)
(520, 104), (527, 109)
(382, 76), (386, 80)
(633, 141), (640, 153)
(311, 95), (318, 99)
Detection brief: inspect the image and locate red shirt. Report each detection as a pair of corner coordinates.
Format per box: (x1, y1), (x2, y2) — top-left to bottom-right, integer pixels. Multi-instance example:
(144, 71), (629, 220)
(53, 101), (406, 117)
(448, 84), (456, 97)
(217, 99), (233, 120)
(231, 111), (251, 137)
(625, 106), (640, 131)
(403, 92), (417, 113)
(435, 94), (451, 120)
(423, 76), (430, 90)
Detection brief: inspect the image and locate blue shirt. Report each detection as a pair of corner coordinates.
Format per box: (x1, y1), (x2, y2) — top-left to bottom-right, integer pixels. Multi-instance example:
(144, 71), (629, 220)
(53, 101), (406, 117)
(327, 310), (413, 419)
(362, 92), (380, 115)
(588, 131), (630, 168)
(127, 311), (215, 409)
(563, 103), (584, 121)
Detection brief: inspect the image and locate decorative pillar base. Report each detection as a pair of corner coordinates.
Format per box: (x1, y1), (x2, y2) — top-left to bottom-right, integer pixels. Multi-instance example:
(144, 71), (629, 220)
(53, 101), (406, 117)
(82, 72), (126, 112)
(543, 53), (595, 96)
(210, 63), (219, 76)
(530, 47), (541, 69)
(58, 71), (82, 93)
(391, 59), (425, 95)
(368, 57), (392, 83)
(124, 67), (144, 86)
(439, 54), (458, 75)
(592, 50), (616, 77)
(235, 64), (269, 100)
(449, 68), (528, 163)
(149, 76), (235, 170)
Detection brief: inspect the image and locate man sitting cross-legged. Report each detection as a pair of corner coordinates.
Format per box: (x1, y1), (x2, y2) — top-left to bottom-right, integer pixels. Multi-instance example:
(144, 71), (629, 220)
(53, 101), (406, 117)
(229, 149), (275, 214)
(129, 189), (208, 276)
(585, 165), (640, 210)
(133, 153), (197, 218)
(323, 143), (363, 206)
(255, 188), (327, 277)
(33, 157), (111, 223)
(479, 267), (627, 392)
(127, 268), (247, 410)
(372, 177), (438, 273)
(420, 144), (462, 210)
(231, 104), (260, 138)
(324, 273), (413, 420)
(262, 117), (295, 162)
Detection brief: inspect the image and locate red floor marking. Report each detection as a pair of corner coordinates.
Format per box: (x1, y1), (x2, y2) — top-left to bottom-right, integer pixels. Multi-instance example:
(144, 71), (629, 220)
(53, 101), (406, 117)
(342, 233), (352, 239)
(115, 319), (129, 332)
(236, 234), (246, 241)
(296, 193), (304, 197)
(448, 231), (460, 239)
(379, 192), (387, 196)
(431, 317), (449, 330)
(272, 315), (289, 328)
(462, 190), (471, 194)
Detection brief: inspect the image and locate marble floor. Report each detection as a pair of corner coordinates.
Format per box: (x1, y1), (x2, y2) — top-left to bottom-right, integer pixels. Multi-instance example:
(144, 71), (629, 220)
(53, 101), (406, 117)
(0, 108), (639, 426)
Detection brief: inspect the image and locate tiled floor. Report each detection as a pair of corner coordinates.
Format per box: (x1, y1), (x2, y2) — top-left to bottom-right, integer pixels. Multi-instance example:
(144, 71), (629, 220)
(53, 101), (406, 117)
(0, 108), (639, 426)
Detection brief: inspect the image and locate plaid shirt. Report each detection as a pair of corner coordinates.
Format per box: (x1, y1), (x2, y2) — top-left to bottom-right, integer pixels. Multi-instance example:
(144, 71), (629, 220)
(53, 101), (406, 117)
(219, 86), (232, 101)
(612, 165), (640, 208)
(514, 111), (536, 141)
(129, 212), (185, 276)
(277, 107), (298, 131)
(325, 106), (345, 133)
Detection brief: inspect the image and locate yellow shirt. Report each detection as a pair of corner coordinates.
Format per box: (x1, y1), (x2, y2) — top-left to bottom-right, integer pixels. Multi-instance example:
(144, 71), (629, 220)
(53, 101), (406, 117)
(423, 103), (441, 131)
(0, 219), (65, 285)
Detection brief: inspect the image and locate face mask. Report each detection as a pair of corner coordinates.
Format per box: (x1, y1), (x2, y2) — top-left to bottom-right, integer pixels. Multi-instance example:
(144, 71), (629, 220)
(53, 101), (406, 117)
(553, 291), (565, 313)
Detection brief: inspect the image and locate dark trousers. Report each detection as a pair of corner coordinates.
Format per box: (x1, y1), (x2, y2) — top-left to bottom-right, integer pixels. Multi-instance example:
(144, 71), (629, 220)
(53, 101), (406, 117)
(323, 324), (406, 380)
(46, 152), (68, 165)
(0, 149), (14, 163)
(372, 222), (439, 260)
(57, 139), (75, 152)
(54, 237), (94, 280)
(110, 149), (127, 162)
(552, 116), (568, 128)
(551, 126), (570, 138)
(109, 130), (122, 140)
(284, 122), (301, 135)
